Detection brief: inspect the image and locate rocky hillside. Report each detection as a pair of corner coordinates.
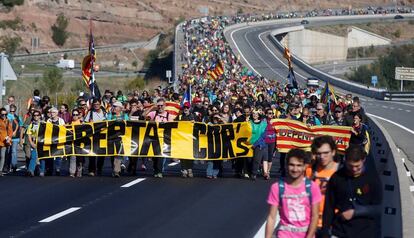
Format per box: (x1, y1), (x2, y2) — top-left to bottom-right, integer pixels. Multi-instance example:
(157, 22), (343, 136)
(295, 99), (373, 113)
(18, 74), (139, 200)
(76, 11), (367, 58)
(0, 0), (413, 52)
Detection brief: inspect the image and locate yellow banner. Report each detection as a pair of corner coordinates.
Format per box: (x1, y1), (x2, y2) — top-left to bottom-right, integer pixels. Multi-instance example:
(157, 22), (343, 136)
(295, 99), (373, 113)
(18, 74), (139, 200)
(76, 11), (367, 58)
(36, 121), (253, 160)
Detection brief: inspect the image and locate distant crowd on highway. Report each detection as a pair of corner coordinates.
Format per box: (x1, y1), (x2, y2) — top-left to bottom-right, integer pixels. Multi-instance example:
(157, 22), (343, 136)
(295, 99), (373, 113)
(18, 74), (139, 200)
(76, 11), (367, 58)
(0, 5), (390, 237)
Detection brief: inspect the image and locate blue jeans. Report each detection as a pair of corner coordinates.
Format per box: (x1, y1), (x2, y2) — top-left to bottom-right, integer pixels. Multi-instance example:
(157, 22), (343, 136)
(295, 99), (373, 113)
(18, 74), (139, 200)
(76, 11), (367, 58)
(10, 141), (18, 167)
(54, 157), (62, 172)
(206, 161), (219, 177)
(28, 148), (45, 174)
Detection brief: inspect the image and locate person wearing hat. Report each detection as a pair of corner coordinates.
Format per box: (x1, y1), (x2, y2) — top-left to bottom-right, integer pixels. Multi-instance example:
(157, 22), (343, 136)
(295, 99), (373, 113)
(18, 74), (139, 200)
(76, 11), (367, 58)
(333, 106), (346, 126)
(46, 107), (65, 176)
(107, 101), (129, 178)
(176, 102), (195, 178)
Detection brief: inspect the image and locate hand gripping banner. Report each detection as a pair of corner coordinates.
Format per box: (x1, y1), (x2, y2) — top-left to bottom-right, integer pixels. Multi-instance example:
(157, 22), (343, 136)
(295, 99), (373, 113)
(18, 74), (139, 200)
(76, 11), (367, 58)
(36, 121), (253, 160)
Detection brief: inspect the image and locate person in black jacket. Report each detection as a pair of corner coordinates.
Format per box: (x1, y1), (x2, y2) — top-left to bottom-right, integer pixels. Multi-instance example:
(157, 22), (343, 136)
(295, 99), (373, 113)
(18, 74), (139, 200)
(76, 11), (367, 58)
(322, 145), (382, 238)
(177, 102), (195, 177)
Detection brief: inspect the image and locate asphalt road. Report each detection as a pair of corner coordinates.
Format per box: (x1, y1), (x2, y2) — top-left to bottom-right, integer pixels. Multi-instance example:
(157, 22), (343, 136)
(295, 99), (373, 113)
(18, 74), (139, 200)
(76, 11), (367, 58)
(0, 159), (278, 238)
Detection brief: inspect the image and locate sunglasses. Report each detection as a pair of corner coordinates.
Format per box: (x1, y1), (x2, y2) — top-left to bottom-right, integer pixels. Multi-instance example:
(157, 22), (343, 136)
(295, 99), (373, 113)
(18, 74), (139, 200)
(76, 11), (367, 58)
(267, 112), (273, 115)
(157, 104), (164, 107)
(317, 108), (323, 110)
(10, 111), (15, 113)
(72, 113), (79, 116)
(80, 104), (87, 106)
(1, 113), (7, 116)
(335, 111), (342, 113)
(33, 114), (41, 117)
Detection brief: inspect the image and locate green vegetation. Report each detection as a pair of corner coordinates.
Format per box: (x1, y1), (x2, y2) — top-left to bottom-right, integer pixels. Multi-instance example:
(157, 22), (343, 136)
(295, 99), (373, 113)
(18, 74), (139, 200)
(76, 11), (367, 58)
(51, 13), (70, 46)
(127, 76), (146, 89)
(41, 67), (64, 95)
(347, 45), (414, 91)
(0, 17), (23, 30)
(0, 0), (24, 8)
(0, 35), (22, 56)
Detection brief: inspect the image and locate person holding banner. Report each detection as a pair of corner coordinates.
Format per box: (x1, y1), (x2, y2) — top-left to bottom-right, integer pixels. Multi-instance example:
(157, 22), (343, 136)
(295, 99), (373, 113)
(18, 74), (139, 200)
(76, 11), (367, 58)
(176, 102), (196, 178)
(127, 99), (146, 175)
(265, 148), (321, 238)
(69, 109), (84, 178)
(147, 98), (174, 178)
(84, 98), (107, 176)
(46, 107), (65, 176)
(263, 108), (276, 180)
(26, 110), (44, 177)
(249, 110), (267, 180)
(107, 101), (129, 178)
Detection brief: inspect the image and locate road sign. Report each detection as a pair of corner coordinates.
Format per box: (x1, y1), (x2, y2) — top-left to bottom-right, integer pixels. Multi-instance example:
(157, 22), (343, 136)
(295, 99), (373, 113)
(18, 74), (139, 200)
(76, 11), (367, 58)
(395, 67), (414, 81)
(371, 75), (378, 87)
(166, 70), (172, 83)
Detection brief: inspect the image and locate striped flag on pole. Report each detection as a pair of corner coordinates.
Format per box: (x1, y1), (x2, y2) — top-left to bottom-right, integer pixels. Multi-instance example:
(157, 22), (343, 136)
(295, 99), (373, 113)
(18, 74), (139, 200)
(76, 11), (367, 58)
(82, 20), (101, 99)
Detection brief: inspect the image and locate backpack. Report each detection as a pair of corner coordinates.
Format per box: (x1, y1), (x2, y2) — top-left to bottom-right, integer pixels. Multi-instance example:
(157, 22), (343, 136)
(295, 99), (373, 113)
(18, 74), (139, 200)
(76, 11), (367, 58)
(278, 178), (312, 207)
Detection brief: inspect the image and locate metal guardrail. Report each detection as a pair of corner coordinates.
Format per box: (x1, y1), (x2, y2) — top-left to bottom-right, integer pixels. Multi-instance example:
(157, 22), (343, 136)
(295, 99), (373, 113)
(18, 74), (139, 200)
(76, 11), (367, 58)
(384, 92), (414, 101)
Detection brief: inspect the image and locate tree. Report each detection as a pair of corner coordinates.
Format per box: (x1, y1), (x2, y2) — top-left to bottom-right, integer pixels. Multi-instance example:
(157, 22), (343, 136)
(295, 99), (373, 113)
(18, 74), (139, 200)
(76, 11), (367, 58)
(132, 60), (138, 69)
(51, 13), (70, 46)
(0, 35), (22, 56)
(42, 67), (64, 94)
(1, 0), (24, 8)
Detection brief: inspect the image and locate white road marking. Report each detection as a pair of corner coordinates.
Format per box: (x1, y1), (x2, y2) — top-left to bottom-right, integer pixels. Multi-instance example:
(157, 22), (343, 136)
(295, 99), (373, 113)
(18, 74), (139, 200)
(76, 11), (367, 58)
(230, 26), (262, 77)
(367, 113), (414, 136)
(168, 161), (180, 167)
(410, 186), (414, 192)
(398, 108), (403, 111)
(39, 207), (81, 223)
(390, 107), (395, 110)
(406, 110), (411, 113)
(382, 105), (388, 109)
(16, 165), (25, 171)
(120, 178), (146, 188)
(254, 216), (279, 238)
(258, 31), (307, 80)
(407, 171), (411, 177)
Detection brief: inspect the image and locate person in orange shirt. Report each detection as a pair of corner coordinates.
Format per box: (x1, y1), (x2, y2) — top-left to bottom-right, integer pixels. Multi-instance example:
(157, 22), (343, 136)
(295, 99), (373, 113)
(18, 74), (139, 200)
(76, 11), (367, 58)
(0, 108), (13, 176)
(306, 135), (340, 237)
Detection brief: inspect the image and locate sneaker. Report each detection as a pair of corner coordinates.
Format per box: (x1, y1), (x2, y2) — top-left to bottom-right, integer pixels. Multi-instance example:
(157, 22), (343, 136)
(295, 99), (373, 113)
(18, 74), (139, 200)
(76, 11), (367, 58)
(0, 172), (3, 177)
(121, 163), (126, 171)
(39, 172), (45, 177)
(181, 170), (188, 178)
(250, 175), (257, 181)
(70, 174), (75, 178)
(188, 169), (194, 178)
(141, 164), (147, 171)
(88, 172), (95, 177)
(113, 172), (120, 178)
(244, 173), (250, 179)
(157, 173), (163, 178)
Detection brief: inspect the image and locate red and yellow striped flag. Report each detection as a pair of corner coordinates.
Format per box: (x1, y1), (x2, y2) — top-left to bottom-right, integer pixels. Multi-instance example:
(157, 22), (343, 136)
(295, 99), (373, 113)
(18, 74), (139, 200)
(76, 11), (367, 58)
(165, 101), (181, 119)
(271, 119), (352, 153)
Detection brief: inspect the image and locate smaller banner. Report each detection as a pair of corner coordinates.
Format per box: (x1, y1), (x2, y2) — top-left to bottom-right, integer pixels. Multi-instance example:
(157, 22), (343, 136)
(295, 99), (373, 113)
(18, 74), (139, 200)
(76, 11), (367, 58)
(271, 119), (352, 153)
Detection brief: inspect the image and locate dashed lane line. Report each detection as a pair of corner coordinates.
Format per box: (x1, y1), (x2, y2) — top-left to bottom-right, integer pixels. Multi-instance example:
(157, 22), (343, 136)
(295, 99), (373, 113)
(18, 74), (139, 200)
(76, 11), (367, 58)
(38, 207), (81, 223)
(120, 178), (146, 188)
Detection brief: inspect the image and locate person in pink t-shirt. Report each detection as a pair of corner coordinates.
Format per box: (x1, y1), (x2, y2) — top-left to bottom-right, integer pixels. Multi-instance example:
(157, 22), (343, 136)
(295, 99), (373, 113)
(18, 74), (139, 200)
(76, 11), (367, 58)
(265, 148), (322, 238)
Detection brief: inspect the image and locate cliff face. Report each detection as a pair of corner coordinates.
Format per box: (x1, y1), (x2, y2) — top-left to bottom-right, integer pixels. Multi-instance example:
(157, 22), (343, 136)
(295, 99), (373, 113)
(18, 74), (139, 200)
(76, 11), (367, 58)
(0, 0), (410, 52)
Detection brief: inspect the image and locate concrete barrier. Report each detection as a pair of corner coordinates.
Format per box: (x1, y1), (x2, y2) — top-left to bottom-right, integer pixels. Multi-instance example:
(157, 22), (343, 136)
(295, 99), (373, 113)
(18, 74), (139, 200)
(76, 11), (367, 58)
(367, 116), (414, 237)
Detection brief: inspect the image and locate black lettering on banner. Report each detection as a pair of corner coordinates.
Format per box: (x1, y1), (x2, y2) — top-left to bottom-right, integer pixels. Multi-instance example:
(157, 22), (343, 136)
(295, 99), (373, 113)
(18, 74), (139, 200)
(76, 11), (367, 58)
(236, 138), (249, 157)
(126, 121), (146, 156)
(207, 125), (221, 159)
(50, 124), (64, 157)
(193, 123), (206, 159)
(64, 125), (74, 155)
(74, 124), (93, 154)
(93, 122), (108, 155)
(221, 124), (235, 158)
(140, 122), (161, 156)
(36, 123), (50, 158)
(159, 122), (179, 156)
(107, 121), (125, 155)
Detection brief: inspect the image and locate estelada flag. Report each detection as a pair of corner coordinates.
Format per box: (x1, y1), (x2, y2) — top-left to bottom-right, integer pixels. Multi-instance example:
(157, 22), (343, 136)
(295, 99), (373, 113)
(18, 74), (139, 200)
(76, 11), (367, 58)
(271, 119), (352, 153)
(320, 82), (338, 105)
(283, 47), (292, 69)
(214, 61), (224, 75)
(165, 101), (181, 119)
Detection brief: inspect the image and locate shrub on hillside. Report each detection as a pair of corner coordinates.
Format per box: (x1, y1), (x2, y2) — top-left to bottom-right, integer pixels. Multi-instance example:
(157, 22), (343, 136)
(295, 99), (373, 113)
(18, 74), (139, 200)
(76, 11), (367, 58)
(51, 13), (70, 46)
